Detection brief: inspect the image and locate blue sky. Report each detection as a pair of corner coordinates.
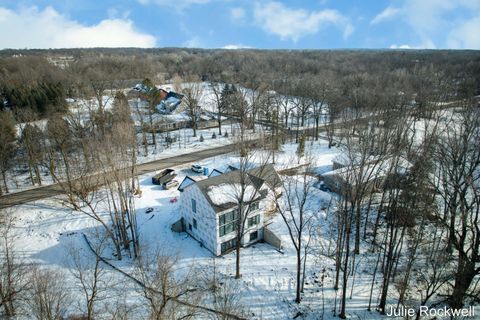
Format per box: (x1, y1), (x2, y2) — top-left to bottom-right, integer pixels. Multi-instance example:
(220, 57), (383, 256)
(0, 0), (479, 49)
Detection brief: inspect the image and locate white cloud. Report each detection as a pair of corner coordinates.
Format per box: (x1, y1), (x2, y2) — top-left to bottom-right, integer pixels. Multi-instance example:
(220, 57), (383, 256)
(107, 7), (130, 19)
(146, 0), (212, 9)
(447, 16), (480, 49)
(389, 44), (412, 49)
(230, 7), (246, 22)
(222, 44), (253, 50)
(370, 6), (401, 25)
(376, 0), (480, 49)
(253, 1), (353, 42)
(183, 37), (202, 48)
(406, 0), (480, 49)
(390, 40), (436, 50)
(0, 6), (156, 49)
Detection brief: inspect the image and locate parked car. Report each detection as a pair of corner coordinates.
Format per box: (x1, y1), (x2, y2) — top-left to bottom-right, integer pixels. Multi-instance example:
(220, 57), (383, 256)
(164, 180), (179, 190)
(191, 164), (202, 173)
(152, 169), (176, 185)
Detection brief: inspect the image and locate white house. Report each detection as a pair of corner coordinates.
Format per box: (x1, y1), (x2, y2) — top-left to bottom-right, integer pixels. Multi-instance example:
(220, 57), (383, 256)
(177, 164), (281, 256)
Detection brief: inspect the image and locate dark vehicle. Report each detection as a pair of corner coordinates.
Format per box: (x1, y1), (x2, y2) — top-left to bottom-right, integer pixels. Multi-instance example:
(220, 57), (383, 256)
(152, 169), (176, 186)
(319, 182), (331, 192)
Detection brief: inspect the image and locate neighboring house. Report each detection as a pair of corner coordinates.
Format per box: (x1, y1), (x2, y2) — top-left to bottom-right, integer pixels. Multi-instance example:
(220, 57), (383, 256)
(177, 164), (282, 256)
(323, 157), (411, 199)
(156, 91), (184, 114)
(208, 169), (223, 178)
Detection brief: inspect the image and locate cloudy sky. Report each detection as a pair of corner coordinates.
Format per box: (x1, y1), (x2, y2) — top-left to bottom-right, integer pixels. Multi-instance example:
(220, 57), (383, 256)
(0, 0), (479, 49)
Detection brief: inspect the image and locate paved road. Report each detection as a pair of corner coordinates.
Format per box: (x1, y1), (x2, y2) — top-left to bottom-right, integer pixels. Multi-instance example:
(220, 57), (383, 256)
(0, 143), (236, 209)
(0, 114), (369, 209)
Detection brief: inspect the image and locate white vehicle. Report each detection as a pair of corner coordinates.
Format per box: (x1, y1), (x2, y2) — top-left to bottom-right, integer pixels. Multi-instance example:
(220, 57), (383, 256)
(191, 164), (203, 173)
(164, 180), (180, 190)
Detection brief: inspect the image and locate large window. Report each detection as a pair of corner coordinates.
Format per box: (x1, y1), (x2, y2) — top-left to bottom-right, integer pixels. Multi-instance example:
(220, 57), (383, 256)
(219, 209), (239, 237)
(193, 218), (197, 229)
(191, 198), (196, 213)
(249, 231), (258, 242)
(249, 201), (259, 212)
(248, 214), (260, 227)
(221, 238), (237, 254)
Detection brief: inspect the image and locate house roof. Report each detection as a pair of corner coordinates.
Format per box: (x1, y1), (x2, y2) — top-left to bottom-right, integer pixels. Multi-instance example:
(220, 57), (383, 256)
(208, 169), (223, 178)
(178, 175), (206, 192)
(323, 157), (411, 186)
(186, 163), (281, 213)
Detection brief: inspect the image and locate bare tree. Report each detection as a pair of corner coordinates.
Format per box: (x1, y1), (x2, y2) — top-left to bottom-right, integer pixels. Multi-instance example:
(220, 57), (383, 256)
(68, 232), (111, 320)
(46, 103), (139, 260)
(135, 251), (202, 320)
(0, 208), (29, 317)
(209, 82), (225, 135)
(272, 157), (315, 303)
(433, 104), (480, 309)
(225, 137), (273, 279)
(210, 277), (247, 320)
(27, 267), (71, 320)
(20, 123), (44, 186)
(182, 76), (204, 138)
(0, 110), (16, 194)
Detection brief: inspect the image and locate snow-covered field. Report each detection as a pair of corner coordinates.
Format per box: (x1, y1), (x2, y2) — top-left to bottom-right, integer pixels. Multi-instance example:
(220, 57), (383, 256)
(5, 140), (403, 319)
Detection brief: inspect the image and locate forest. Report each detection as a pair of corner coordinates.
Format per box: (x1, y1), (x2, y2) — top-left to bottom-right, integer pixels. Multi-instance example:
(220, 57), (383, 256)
(0, 48), (479, 319)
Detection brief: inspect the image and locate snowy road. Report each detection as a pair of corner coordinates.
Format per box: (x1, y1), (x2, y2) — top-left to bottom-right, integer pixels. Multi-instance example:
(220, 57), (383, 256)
(0, 143), (237, 209)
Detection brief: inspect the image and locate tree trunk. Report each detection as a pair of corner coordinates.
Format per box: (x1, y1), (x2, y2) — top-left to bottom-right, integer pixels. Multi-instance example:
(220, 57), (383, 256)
(192, 118), (197, 138)
(2, 171), (8, 193)
(33, 163), (42, 186)
(235, 243), (241, 279)
(295, 249), (302, 303)
(354, 203), (361, 254)
(449, 258), (476, 309)
(339, 224), (351, 319)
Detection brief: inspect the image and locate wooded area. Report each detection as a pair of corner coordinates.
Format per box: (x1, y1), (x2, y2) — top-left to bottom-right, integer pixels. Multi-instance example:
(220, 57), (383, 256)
(0, 48), (479, 319)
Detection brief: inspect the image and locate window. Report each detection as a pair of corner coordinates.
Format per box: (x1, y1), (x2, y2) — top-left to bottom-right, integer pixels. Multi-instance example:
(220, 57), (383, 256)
(221, 238), (237, 254)
(219, 209), (239, 237)
(249, 231), (258, 242)
(188, 223), (192, 231)
(250, 201), (259, 212)
(191, 199), (196, 213)
(248, 215), (260, 227)
(193, 218), (197, 229)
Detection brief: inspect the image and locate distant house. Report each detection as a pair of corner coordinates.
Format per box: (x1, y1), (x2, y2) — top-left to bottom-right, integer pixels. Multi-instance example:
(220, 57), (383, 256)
(176, 164), (282, 256)
(156, 91), (184, 114)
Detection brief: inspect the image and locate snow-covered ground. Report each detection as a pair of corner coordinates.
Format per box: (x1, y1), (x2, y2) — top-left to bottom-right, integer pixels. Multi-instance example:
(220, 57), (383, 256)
(6, 140), (397, 319)
(3, 123), (250, 194)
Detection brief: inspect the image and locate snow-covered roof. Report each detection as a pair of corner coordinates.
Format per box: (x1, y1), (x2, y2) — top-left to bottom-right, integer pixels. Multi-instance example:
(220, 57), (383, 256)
(207, 184), (260, 206)
(323, 157), (411, 185)
(183, 163), (280, 213)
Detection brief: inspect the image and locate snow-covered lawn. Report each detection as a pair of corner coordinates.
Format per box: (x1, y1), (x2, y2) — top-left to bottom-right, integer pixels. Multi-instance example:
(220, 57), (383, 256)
(6, 140), (393, 319)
